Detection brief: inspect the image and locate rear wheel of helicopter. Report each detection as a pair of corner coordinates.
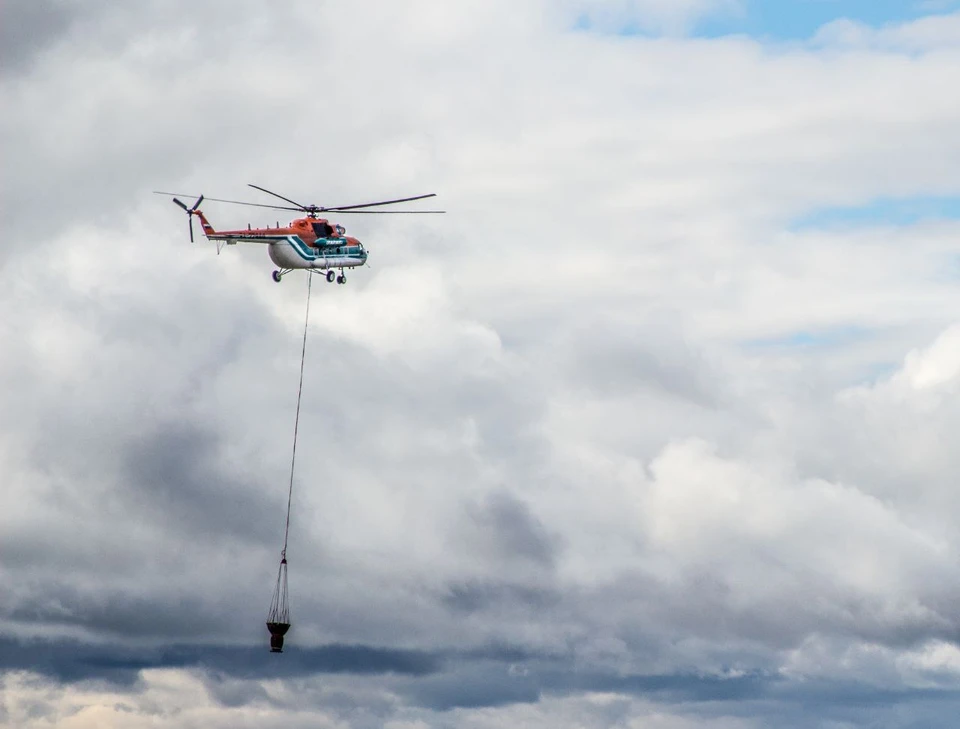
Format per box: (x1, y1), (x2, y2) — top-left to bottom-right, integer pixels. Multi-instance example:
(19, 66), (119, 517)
(272, 270), (282, 283)
(326, 270), (336, 283)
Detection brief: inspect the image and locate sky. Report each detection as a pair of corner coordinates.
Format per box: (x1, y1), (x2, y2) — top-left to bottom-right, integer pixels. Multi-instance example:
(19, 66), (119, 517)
(3, 0), (960, 727)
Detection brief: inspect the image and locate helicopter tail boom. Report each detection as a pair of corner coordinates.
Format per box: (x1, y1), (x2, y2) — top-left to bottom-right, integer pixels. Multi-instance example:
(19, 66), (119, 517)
(194, 209), (216, 237)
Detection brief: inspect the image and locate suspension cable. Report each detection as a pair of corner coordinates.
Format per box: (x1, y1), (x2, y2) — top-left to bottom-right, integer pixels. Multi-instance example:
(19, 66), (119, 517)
(282, 273), (313, 556)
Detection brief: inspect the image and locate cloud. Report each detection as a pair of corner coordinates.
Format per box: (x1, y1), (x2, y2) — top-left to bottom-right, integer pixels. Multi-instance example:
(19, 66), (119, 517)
(5, 1), (960, 727)
(0, 637), (441, 685)
(0, 0), (85, 75)
(561, 0), (743, 35)
(814, 11), (960, 51)
(1, 669), (775, 729)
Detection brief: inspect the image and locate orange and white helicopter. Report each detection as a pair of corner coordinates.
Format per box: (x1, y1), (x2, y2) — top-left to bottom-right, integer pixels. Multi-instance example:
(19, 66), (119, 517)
(155, 184), (444, 284)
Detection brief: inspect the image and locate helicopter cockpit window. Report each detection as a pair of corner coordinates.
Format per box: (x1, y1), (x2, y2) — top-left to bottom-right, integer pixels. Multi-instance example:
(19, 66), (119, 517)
(311, 222), (333, 238)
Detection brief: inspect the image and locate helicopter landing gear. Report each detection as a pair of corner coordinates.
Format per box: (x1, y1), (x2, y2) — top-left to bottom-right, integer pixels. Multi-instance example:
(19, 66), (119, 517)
(337, 272), (346, 285)
(326, 270), (336, 283)
(272, 268), (294, 283)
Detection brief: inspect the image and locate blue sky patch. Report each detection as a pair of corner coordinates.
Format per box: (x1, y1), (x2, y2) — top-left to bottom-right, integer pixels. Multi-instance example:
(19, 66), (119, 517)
(695, 0), (960, 41)
(744, 325), (872, 350)
(573, 1), (960, 40)
(790, 196), (960, 230)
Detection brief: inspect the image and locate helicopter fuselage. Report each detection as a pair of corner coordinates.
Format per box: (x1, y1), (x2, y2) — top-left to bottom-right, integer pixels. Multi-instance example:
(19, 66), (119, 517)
(195, 211), (368, 273)
(267, 236), (368, 271)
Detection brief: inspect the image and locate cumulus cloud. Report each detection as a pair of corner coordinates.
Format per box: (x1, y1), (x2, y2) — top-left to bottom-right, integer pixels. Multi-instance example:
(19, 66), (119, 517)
(814, 11), (960, 51)
(4, 1), (960, 727)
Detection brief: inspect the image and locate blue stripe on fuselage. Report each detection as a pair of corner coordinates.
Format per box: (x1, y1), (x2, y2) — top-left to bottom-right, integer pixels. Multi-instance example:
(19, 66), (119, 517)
(284, 236), (366, 262)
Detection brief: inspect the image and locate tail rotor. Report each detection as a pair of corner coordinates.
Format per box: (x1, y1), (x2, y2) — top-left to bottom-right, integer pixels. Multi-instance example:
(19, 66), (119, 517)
(172, 195), (204, 242)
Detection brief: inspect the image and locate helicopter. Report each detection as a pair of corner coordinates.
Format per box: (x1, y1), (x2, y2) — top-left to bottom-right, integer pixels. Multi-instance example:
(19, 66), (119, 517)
(154, 184), (444, 283)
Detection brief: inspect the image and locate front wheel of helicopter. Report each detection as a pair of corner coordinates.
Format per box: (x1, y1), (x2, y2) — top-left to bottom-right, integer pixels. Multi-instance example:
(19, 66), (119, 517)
(272, 270), (282, 283)
(337, 274), (346, 285)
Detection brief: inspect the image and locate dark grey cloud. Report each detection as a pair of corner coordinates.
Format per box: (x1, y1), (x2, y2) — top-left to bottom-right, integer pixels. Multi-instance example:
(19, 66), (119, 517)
(8, 589), (217, 643)
(441, 580), (561, 614)
(463, 491), (560, 569)
(120, 421), (279, 545)
(403, 659), (544, 710)
(8, 633), (960, 727)
(0, 636), (797, 707)
(0, 0), (82, 75)
(0, 637), (440, 686)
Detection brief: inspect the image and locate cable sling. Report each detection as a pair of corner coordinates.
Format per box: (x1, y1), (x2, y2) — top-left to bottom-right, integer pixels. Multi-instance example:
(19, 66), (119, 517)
(284, 272), (312, 556)
(267, 273), (313, 652)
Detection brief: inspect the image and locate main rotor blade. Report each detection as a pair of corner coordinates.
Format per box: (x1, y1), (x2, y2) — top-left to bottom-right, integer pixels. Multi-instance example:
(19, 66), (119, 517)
(320, 193), (438, 212)
(157, 190), (443, 214)
(329, 210), (446, 214)
(189, 216), (194, 242)
(154, 191), (301, 212)
(247, 184), (308, 210)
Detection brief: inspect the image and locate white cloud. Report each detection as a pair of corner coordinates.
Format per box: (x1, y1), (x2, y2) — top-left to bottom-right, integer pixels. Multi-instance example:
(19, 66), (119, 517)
(5, 2), (960, 727)
(814, 11), (960, 51)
